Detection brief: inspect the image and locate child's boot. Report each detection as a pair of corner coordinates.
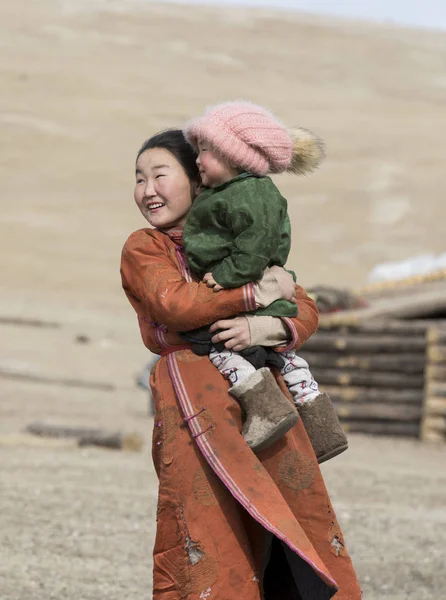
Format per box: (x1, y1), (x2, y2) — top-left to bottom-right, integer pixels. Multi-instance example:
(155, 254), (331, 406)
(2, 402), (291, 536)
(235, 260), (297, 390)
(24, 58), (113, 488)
(230, 367), (299, 453)
(297, 392), (348, 463)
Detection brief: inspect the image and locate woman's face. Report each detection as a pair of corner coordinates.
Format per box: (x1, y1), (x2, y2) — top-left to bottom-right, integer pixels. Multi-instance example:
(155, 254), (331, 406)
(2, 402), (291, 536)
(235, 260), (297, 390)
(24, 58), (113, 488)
(134, 148), (198, 230)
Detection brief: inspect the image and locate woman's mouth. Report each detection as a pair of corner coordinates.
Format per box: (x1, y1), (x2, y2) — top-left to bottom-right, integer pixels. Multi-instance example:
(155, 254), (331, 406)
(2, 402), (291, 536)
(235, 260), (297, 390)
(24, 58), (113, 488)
(147, 202), (165, 211)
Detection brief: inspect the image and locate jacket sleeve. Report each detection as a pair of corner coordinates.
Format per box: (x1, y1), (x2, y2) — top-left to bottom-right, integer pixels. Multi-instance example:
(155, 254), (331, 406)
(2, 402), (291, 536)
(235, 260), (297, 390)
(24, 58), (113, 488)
(277, 285), (319, 352)
(211, 186), (288, 288)
(120, 230), (255, 332)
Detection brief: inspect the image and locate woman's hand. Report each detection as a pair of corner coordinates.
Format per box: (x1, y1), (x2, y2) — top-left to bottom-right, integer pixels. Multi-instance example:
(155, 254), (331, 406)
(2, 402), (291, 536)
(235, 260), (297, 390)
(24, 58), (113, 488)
(209, 316), (251, 351)
(269, 266), (297, 303)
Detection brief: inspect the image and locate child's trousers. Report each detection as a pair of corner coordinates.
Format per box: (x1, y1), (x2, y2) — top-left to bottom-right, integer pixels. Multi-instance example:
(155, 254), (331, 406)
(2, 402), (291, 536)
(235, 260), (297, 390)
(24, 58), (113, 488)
(209, 347), (348, 462)
(209, 347), (320, 405)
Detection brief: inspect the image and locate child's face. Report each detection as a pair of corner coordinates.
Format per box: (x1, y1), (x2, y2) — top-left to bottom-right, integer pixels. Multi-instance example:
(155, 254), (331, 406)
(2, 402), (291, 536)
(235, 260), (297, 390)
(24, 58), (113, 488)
(196, 141), (239, 188)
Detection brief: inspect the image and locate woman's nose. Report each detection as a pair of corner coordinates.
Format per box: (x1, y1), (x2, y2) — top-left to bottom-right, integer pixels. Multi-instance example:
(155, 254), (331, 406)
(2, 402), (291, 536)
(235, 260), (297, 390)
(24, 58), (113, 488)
(196, 156), (201, 166)
(144, 180), (156, 197)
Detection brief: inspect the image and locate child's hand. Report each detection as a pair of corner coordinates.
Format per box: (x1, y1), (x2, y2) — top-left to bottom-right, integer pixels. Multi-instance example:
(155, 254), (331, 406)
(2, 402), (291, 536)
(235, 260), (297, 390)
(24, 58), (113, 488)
(203, 272), (224, 292)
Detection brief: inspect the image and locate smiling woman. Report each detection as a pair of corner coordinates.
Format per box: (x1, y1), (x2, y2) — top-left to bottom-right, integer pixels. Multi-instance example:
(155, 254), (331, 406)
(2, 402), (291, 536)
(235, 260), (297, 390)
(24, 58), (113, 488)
(121, 128), (362, 600)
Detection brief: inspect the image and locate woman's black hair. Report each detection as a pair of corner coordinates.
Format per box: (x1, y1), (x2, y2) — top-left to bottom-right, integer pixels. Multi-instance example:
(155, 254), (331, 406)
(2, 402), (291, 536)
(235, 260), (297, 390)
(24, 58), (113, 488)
(137, 129), (199, 183)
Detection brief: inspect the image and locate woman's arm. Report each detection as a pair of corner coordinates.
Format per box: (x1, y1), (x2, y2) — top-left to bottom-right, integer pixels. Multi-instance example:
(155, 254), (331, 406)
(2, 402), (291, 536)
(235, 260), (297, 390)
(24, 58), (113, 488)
(121, 229), (296, 333)
(210, 285), (319, 352)
(278, 285), (319, 351)
(121, 229), (255, 332)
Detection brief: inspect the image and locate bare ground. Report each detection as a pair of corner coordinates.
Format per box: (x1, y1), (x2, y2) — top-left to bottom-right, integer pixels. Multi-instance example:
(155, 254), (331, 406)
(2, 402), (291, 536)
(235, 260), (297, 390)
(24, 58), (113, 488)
(1, 368), (445, 600)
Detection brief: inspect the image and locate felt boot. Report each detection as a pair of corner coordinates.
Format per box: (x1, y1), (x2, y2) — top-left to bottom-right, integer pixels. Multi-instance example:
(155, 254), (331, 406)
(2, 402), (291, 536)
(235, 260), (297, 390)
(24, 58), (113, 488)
(297, 392), (348, 463)
(230, 367), (299, 453)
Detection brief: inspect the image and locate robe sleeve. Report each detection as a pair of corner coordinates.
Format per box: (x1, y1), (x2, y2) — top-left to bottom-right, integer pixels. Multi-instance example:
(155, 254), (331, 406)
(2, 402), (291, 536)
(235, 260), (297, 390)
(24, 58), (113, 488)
(277, 285), (319, 352)
(120, 229), (256, 332)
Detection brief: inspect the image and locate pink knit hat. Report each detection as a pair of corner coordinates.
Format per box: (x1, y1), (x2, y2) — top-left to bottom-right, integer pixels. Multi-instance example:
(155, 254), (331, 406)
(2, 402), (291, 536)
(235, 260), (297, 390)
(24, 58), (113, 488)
(184, 101), (294, 176)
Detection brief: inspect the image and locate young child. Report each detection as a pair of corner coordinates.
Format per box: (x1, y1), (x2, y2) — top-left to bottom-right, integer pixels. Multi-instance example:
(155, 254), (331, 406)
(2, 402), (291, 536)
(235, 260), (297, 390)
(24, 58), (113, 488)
(182, 101), (348, 462)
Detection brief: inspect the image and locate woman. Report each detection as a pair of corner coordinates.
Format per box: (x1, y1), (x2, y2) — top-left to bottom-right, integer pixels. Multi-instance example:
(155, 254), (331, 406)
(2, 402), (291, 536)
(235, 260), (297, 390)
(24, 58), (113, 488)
(121, 130), (361, 599)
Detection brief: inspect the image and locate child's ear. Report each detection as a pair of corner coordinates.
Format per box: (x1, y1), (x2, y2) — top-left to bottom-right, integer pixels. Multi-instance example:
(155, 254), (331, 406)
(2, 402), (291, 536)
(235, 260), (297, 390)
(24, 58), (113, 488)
(228, 160), (243, 173)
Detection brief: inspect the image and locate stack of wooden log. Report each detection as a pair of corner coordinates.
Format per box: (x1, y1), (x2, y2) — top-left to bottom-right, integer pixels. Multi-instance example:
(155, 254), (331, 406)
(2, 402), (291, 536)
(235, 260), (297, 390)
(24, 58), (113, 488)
(423, 326), (446, 442)
(304, 273), (446, 443)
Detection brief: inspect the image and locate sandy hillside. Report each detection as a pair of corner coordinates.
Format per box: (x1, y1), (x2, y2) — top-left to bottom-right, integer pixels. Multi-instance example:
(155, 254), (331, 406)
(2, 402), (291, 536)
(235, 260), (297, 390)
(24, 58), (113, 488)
(2, 0), (446, 330)
(1, 2), (446, 599)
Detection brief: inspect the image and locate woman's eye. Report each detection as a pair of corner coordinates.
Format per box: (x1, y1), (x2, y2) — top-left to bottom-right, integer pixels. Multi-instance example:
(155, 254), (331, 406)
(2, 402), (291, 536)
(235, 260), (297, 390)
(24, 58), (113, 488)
(155, 174), (165, 179)
(136, 178), (144, 184)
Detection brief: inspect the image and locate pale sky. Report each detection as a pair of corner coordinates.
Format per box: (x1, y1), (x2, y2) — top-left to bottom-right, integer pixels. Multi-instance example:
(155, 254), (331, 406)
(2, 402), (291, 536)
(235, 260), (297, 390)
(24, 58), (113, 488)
(157, 0), (446, 31)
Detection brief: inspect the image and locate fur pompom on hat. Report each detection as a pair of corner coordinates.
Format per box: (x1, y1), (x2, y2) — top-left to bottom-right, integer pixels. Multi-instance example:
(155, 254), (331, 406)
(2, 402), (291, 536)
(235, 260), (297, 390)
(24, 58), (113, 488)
(184, 100), (325, 177)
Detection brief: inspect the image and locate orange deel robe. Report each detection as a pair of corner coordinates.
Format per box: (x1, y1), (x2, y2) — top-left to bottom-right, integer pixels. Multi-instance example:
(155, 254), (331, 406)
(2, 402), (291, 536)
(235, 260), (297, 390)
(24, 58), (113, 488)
(121, 228), (362, 600)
